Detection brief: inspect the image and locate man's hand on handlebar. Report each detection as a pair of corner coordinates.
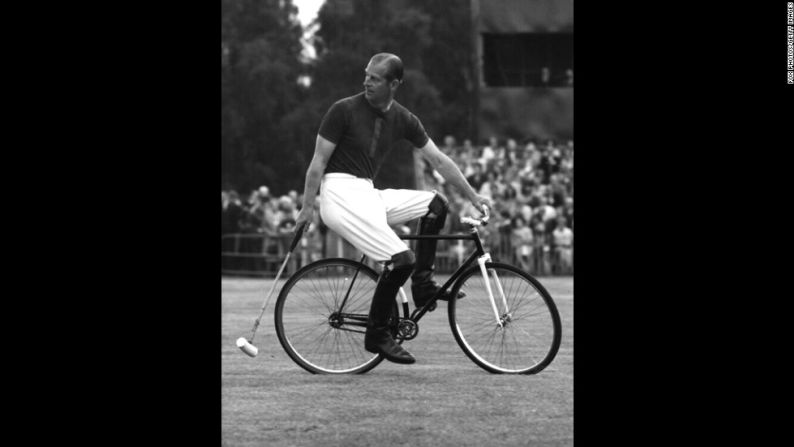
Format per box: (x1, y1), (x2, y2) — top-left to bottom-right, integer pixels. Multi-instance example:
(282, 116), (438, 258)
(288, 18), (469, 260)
(470, 194), (492, 219)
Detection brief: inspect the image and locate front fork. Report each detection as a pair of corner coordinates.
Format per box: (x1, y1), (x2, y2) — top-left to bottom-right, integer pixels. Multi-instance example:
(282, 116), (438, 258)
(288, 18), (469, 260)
(477, 254), (510, 328)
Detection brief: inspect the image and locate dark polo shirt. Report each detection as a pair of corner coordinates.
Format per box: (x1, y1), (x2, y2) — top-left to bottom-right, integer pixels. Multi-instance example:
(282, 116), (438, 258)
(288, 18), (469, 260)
(318, 92), (429, 180)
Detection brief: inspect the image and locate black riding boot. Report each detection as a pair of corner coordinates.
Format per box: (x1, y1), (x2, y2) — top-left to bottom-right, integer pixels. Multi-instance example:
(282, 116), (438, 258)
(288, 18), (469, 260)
(364, 251), (416, 364)
(411, 193), (465, 308)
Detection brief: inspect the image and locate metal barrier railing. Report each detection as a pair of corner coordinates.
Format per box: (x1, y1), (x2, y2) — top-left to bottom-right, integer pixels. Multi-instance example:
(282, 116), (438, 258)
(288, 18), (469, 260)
(221, 231), (572, 277)
(221, 233), (297, 277)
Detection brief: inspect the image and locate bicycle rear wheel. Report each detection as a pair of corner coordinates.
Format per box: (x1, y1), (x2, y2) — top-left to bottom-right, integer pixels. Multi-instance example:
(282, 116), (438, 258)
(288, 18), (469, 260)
(448, 262), (561, 374)
(275, 258), (392, 374)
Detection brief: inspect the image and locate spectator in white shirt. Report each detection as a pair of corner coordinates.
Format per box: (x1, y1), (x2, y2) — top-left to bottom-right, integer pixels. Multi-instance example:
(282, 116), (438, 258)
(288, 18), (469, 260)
(553, 216), (574, 272)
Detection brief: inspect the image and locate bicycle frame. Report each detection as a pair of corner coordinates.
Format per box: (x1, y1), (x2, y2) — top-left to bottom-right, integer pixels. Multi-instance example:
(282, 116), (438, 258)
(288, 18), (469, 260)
(396, 231), (486, 323)
(275, 210), (562, 374)
(334, 227), (496, 331)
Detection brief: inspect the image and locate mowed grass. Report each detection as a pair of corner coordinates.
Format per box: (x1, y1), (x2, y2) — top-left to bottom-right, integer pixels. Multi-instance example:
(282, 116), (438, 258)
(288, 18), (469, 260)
(222, 274), (573, 447)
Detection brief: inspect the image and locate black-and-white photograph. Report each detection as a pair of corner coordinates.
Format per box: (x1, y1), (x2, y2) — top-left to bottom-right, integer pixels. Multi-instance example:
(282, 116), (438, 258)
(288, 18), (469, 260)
(222, 1), (573, 445)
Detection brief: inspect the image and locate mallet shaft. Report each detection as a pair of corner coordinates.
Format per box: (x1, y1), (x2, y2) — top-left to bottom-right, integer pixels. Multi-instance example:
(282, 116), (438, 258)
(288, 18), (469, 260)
(246, 222), (307, 343)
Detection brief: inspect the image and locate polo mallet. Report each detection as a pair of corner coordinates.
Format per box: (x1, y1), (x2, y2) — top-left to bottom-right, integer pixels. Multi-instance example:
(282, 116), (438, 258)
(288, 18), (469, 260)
(236, 222), (307, 357)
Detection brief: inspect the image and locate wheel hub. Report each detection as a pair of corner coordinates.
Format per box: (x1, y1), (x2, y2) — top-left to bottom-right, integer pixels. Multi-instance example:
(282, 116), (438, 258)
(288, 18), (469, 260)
(328, 312), (343, 328)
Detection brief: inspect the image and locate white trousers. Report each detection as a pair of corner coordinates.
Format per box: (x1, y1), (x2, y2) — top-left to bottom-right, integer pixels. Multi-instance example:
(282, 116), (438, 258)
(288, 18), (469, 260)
(319, 173), (434, 262)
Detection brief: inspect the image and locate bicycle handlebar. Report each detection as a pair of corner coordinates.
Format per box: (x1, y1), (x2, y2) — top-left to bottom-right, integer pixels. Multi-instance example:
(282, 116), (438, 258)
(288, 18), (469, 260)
(460, 205), (490, 227)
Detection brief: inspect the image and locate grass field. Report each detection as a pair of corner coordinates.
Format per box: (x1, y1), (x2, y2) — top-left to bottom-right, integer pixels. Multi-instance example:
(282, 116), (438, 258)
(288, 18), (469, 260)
(222, 274), (573, 447)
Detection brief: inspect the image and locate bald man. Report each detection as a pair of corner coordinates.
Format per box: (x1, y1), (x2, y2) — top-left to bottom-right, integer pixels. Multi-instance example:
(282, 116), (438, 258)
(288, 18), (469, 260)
(296, 53), (491, 364)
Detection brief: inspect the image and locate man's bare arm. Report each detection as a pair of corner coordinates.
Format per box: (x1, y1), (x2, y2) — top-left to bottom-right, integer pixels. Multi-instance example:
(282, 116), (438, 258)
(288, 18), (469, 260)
(417, 138), (492, 212)
(295, 135), (337, 228)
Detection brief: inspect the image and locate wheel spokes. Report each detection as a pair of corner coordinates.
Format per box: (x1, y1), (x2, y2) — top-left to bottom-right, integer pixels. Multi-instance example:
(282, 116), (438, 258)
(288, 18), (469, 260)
(453, 265), (559, 373)
(279, 262), (382, 373)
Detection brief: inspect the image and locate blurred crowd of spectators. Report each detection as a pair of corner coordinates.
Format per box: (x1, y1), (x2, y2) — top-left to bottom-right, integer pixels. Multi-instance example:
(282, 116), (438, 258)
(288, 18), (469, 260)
(222, 136), (573, 275)
(422, 135), (573, 274)
(221, 185), (300, 236)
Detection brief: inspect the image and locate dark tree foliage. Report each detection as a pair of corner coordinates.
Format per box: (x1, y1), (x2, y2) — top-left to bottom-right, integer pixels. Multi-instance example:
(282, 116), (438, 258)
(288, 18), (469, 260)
(407, 0), (475, 140)
(222, 0), (305, 194)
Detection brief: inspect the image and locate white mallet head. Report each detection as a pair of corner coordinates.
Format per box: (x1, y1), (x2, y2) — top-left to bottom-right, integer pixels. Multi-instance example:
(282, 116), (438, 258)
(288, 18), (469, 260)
(236, 337), (258, 357)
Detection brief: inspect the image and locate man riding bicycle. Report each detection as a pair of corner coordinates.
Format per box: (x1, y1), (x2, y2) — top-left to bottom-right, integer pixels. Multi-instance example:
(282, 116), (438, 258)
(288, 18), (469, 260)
(295, 53), (491, 365)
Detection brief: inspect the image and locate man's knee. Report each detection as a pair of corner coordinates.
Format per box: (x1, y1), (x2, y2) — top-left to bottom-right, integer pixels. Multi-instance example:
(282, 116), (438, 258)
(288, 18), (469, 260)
(383, 249), (415, 284)
(390, 249), (416, 271)
(420, 192), (448, 233)
(427, 192), (449, 219)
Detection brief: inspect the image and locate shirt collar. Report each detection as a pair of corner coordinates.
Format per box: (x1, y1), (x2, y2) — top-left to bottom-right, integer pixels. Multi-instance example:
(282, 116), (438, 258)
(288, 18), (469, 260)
(362, 94), (392, 118)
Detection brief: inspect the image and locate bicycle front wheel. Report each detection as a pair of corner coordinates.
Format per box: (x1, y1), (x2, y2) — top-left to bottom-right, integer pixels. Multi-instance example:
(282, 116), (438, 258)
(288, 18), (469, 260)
(448, 262), (561, 374)
(275, 258), (390, 374)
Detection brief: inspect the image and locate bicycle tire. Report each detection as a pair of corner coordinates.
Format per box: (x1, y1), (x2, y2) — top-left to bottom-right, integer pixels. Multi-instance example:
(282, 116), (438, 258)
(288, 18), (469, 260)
(274, 258), (395, 374)
(448, 262), (562, 374)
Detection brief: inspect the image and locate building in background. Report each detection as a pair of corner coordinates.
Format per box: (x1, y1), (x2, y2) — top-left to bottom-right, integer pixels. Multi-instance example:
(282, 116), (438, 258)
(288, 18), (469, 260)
(471, 0), (573, 143)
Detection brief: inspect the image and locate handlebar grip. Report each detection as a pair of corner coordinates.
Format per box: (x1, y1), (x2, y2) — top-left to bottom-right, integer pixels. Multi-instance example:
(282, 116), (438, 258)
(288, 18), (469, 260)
(289, 222), (308, 252)
(460, 216), (487, 227)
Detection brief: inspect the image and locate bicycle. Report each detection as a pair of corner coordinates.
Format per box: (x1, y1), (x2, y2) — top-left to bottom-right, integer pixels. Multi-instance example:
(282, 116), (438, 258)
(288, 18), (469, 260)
(273, 209), (562, 375)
